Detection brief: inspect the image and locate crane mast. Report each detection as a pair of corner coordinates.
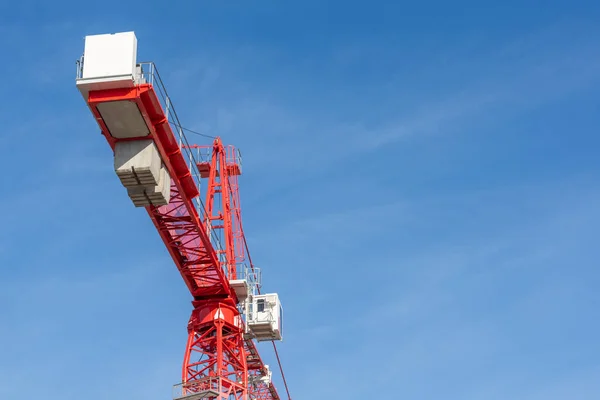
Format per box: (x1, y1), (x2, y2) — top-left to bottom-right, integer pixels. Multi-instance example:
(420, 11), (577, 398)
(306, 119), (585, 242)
(75, 32), (284, 400)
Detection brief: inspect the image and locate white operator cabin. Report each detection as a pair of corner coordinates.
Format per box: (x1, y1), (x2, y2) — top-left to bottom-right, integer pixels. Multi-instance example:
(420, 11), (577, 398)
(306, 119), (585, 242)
(76, 32), (170, 207)
(247, 293), (283, 342)
(231, 268), (283, 342)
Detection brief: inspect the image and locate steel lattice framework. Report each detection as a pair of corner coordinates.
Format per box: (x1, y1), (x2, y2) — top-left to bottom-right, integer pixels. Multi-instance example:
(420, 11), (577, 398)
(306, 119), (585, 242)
(78, 58), (282, 400)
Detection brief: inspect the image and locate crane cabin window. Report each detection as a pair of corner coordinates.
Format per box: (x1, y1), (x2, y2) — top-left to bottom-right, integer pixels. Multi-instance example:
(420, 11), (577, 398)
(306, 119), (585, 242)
(257, 299), (265, 313)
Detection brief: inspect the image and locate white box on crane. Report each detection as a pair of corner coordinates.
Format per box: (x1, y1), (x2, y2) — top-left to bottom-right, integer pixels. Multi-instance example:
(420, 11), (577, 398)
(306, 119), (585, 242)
(247, 293), (283, 341)
(229, 279), (250, 302)
(76, 31), (138, 94)
(75, 31), (152, 139)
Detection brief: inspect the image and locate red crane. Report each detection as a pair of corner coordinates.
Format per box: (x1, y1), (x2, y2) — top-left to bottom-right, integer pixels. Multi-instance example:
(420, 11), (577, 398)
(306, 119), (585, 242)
(75, 31), (287, 400)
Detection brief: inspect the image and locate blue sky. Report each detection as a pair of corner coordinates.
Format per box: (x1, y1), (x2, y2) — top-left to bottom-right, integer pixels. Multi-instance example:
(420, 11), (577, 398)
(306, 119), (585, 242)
(1, 1), (600, 399)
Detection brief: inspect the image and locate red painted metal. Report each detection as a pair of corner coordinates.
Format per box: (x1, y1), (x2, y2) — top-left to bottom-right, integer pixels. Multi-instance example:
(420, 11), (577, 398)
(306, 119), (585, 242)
(203, 140), (246, 279)
(246, 339), (281, 400)
(81, 78), (280, 400)
(88, 85), (199, 200)
(182, 300), (246, 399)
(205, 139), (237, 278)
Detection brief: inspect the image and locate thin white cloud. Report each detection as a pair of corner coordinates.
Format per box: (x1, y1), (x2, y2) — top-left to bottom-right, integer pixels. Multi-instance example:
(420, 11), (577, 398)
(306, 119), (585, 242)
(273, 176), (600, 399)
(165, 22), (600, 175)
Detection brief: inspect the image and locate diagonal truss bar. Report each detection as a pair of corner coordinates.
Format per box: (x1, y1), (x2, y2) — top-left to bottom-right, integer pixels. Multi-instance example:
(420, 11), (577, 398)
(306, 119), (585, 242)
(146, 181), (232, 299)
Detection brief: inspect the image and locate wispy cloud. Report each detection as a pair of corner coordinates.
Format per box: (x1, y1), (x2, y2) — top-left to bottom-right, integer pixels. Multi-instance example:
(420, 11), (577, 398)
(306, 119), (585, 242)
(364, 43), (600, 150)
(163, 22), (600, 176)
(274, 175), (600, 398)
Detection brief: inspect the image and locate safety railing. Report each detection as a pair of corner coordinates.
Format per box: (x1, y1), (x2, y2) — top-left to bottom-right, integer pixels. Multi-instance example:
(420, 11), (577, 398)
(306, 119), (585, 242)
(186, 145), (212, 163)
(74, 56), (226, 278)
(225, 145), (243, 174)
(136, 62), (225, 256)
(237, 264), (261, 292)
(75, 55), (84, 79)
(173, 377), (220, 400)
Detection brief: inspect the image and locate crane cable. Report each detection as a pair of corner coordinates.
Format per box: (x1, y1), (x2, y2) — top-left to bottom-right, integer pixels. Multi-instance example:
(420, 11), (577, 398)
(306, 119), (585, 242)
(241, 231), (292, 400)
(168, 121), (217, 139)
(272, 342), (292, 400)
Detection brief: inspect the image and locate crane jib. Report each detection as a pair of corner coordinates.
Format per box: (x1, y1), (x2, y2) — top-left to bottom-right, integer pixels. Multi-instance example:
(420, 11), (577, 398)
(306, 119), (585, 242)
(75, 31), (287, 400)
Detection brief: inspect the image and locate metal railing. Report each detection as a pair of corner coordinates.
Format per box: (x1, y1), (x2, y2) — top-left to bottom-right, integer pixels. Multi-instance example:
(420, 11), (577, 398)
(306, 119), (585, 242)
(136, 62), (225, 255)
(225, 145), (243, 174)
(173, 377), (220, 400)
(75, 55), (84, 79)
(236, 264), (261, 291)
(75, 56), (227, 279)
(186, 145), (212, 163)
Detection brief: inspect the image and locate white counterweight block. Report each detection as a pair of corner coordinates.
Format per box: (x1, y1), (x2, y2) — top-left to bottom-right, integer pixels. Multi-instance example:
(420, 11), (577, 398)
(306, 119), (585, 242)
(127, 165), (171, 207)
(114, 139), (161, 188)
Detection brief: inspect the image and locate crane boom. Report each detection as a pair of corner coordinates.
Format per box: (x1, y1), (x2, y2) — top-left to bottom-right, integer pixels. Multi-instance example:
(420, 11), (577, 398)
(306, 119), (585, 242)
(75, 31), (284, 400)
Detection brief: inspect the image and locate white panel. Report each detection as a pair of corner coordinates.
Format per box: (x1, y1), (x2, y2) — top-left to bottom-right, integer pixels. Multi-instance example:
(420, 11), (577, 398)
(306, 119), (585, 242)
(97, 100), (150, 139)
(230, 279), (249, 302)
(82, 32), (137, 80)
